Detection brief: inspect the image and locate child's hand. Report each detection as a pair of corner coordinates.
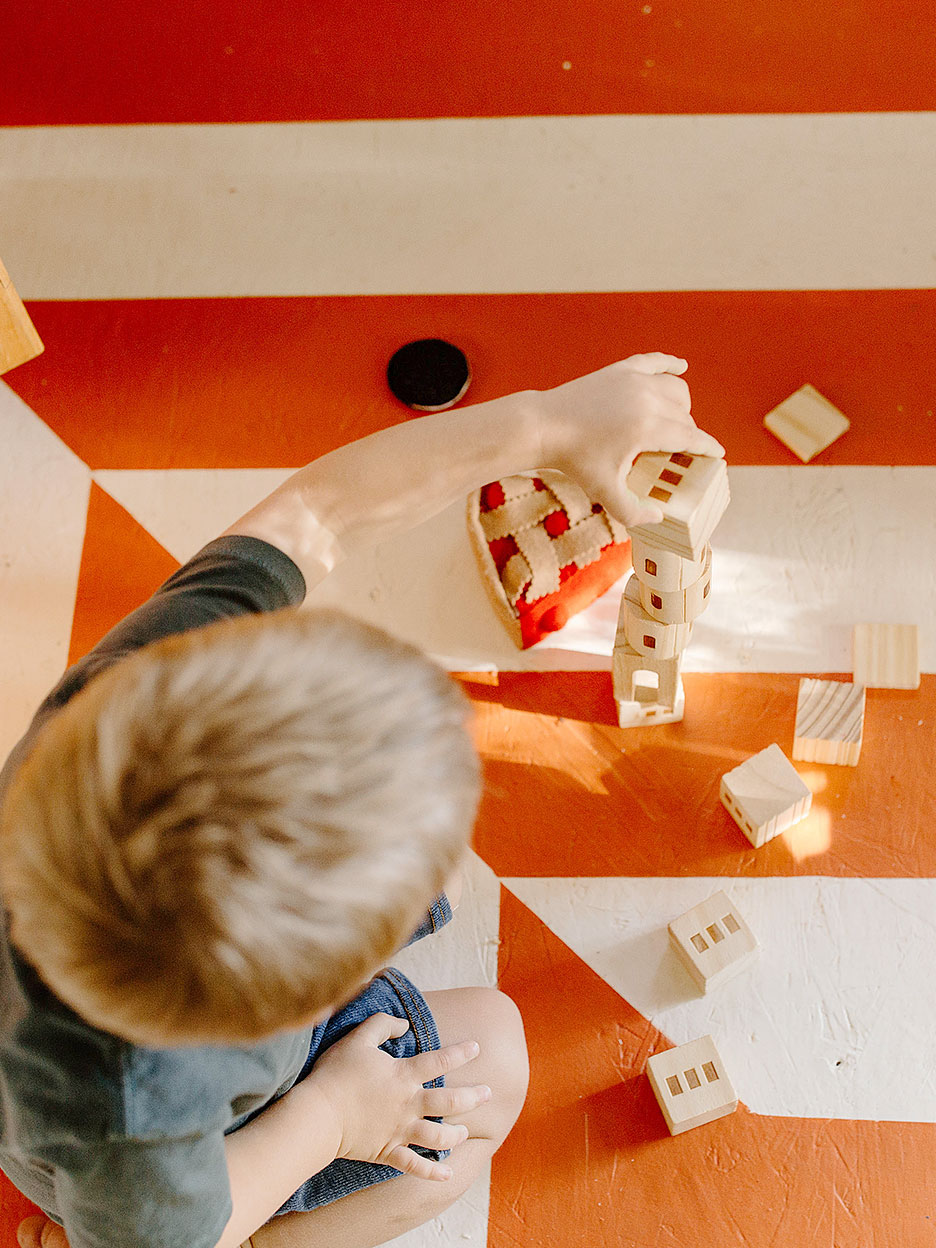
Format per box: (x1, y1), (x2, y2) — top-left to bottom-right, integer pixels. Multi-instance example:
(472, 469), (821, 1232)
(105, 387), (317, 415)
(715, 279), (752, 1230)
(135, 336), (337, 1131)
(17, 1215), (70, 1248)
(312, 1012), (488, 1181)
(534, 352), (725, 527)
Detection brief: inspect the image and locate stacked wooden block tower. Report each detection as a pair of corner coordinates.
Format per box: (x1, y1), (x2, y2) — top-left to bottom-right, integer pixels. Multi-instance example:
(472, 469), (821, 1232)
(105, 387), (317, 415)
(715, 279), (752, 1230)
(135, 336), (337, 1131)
(612, 451), (730, 727)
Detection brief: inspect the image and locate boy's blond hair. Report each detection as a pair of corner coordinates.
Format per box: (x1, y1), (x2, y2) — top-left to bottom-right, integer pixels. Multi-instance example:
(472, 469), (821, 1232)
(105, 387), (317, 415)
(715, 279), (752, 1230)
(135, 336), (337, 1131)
(0, 608), (480, 1047)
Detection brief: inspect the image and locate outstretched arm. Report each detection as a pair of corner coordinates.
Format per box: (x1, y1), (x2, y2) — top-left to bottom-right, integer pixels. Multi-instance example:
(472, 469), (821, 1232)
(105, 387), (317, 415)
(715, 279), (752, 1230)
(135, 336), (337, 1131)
(220, 353), (723, 594)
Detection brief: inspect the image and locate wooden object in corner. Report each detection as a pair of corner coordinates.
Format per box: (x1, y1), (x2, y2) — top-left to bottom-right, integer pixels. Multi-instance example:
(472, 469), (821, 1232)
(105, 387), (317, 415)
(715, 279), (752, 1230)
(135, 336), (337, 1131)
(0, 256), (43, 375)
(853, 623), (919, 690)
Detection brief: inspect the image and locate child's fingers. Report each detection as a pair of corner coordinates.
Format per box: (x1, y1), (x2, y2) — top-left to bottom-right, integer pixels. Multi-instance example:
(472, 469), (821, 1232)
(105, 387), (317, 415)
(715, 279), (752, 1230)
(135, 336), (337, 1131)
(409, 1039), (480, 1084)
(619, 352), (689, 376)
(17, 1217), (70, 1248)
(354, 1012), (411, 1048)
(420, 1082), (492, 1119)
(384, 1144), (454, 1182)
(645, 417), (725, 459)
(408, 1118), (471, 1152)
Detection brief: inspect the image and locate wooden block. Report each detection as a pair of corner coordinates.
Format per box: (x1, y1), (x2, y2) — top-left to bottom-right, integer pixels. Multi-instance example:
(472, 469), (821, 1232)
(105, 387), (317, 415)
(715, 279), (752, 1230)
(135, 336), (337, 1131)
(638, 545), (713, 625)
(626, 452), (730, 561)
(763, 383), (849, 463)
(630, 532), (707, 593)
(612, 638), (681, 710)
(720, 743), (812, 848)
(616, 677), (685, 728)
(620, 576), (692, 659)
(0, 256), (44, 375)
(668, 890), (759, 993)
(853, 623), (919, 689)
(646, 1035), (738, 1135)
(793, 678), (866, 766)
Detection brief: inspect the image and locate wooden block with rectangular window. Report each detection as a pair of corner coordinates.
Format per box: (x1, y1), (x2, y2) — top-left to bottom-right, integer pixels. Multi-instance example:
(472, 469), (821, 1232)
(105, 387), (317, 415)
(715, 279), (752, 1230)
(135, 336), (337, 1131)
(630, 532), (707, 593)
(668, 890), (759, 993)
(626, 452), (730, 561)
(0, 256), (44, 375)
(852, 623), (919, 689)
(763, 383), (849, 463)
(638, 544), (713, 625)
(612, 635), (682, 716)
(720, 743), (811, 848)
(646, 1035), (738, 1135)
(620, 575), (692, 659)
(793, 678), (866, 766)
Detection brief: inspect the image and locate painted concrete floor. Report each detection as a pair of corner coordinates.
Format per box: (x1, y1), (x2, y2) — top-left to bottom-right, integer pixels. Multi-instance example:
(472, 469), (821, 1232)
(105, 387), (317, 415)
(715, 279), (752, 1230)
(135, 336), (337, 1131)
(2, 4), (936, 1246)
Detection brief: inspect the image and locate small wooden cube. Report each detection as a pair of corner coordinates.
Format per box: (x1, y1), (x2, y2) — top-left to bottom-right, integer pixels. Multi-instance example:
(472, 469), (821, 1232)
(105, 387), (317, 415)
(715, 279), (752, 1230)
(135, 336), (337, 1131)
(763, 383), (849, 463)
(669, 891), (759, 993)
(619, 576), (693, 659)
(612, 637), (682, 710)
(638, 545), (713, 625)
(720, 743), (812, 848)
(616, 677), (685, 728)
(627, 452), (730, 561)
(646, 1035), (738, 1135)
(0, 256), (44, 375)
(630, 532), (708, 593)
(853, 623), (919, 690)
(793, 678), (866, 766)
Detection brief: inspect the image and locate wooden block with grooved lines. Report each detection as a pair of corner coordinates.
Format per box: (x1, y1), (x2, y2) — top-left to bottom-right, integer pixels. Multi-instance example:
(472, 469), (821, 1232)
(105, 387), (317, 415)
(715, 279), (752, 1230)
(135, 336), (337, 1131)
(646, 1035), (738, 1135)
(793, 678), (866, 766)
(0, 256), (44, 375)
(853, 623), (919, 689)
(720, 743), (812, 848)
(763, 383), (849, 462)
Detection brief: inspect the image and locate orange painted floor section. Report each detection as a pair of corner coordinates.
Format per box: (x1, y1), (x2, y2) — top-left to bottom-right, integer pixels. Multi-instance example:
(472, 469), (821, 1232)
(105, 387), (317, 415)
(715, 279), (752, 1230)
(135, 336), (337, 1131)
(493, 889), (936, 1248)
(9, 291), (936, 470)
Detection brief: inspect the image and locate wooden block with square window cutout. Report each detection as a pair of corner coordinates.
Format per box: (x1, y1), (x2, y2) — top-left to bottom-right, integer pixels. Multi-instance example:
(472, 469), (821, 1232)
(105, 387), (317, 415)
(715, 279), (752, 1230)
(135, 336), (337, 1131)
(626, 452), (729, 561)
(793, 678), (866, 766)
(720, 743), (812, 848)
(853, 623), (919, 689)
(763, 383), (849, 462)
(630, 532), (708, 594)
(669, 890), (759, 993)
(639, 544), (713, 625)
(646, 1035), (738, 1135)
(619, 575), (692, 659)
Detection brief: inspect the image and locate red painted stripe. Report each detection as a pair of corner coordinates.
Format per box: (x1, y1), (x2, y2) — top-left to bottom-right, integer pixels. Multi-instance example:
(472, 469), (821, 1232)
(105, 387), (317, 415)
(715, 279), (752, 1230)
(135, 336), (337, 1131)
(10, 292), (936, 470)
(4, 1), (935, 124)
(465, 672), (936, 879)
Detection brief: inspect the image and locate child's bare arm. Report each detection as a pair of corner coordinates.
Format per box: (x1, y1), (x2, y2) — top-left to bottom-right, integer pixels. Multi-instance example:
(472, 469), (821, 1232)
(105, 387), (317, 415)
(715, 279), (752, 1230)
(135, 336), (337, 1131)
(220, 353), (723, 593)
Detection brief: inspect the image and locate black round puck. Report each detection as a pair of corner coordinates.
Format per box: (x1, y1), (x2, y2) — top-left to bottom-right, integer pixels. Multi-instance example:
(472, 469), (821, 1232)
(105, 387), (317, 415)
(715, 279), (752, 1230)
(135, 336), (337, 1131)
(386, 339), (471, 412)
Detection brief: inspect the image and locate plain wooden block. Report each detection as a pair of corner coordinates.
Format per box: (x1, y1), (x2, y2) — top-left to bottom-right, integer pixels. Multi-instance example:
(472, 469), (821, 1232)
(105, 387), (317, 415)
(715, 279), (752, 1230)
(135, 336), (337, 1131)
(669, 890), (759, 993)
(616, 677), (685, 728)
(620, 576), (693, 659)
(638, 545), (713, 625)
(612, 636), (682, 711)
(626, 452), (730, 561)
(720, 743), (812, 848)
(0, 256), (44, 375)
(853, 623), (920, 689)
(763, 383), (849, 463)
(793, 678), (866, 766)
(630, 532), (708, 593)
(646, 1035), (738, 1135)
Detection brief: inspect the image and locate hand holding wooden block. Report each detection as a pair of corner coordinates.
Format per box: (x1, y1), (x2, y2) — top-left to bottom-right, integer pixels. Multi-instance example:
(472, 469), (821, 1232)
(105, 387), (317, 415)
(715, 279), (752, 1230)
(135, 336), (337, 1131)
(626, 452), (729, 561)
(669, 891), (759, 993)
(646, 1035), (738, 1135)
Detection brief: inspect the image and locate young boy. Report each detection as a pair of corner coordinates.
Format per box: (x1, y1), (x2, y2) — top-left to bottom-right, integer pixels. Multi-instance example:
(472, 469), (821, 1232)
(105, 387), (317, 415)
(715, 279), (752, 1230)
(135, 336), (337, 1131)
(0, 354), (722, 1248)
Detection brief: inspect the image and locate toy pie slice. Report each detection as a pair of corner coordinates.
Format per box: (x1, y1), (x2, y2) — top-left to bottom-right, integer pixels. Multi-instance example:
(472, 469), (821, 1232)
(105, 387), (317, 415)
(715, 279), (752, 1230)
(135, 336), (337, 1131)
(467, 471), (632, 648)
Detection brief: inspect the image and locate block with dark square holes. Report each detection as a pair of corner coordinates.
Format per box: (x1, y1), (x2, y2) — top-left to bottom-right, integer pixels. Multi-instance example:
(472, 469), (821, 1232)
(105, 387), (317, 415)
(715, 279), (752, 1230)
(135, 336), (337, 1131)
(630, 532), (707, 594)
(646, 1035), (738, 1135)
(619, 574), (692, 659)
(466, 471), (632, 648)
(626, 452), (729, 561)
(720, 743), (812, 848)
(638, 544), (713, 625)
(668, 890), (760, 993)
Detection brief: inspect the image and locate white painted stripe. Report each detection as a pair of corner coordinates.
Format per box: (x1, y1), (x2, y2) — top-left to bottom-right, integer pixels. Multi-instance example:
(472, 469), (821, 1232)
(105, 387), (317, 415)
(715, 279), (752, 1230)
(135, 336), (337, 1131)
(1, 114), (934, 299)
(504, 875), (936, 1123)
(96, 465), (936, 673)
(0, 384), (91, 760)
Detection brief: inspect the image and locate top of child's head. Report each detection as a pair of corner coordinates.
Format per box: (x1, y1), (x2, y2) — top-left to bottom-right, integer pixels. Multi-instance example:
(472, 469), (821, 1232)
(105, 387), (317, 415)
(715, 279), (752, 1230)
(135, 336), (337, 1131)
(0, 608), (481, 1049)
